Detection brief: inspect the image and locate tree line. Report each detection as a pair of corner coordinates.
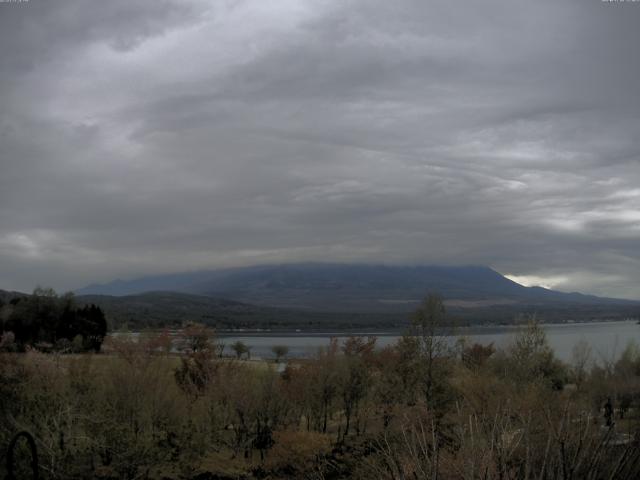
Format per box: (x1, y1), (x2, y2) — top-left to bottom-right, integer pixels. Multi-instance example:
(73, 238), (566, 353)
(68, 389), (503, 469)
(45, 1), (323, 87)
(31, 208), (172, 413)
(0, 287), (107, 353)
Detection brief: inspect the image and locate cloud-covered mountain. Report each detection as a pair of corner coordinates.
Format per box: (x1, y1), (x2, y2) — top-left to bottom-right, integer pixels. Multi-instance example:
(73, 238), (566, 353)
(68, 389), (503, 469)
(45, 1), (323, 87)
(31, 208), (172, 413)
(1, 1), (639, 299)
(76, 263), (637, 313)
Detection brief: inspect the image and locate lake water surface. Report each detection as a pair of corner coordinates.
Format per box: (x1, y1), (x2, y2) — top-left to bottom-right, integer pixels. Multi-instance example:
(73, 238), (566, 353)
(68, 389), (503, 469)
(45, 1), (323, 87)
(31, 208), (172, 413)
(217, 320), (640, 362)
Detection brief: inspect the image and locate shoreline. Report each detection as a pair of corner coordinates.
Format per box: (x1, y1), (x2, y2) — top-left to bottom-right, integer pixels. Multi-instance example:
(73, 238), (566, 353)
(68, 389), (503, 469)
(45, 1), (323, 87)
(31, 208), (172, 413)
(109, 318), (639, 338)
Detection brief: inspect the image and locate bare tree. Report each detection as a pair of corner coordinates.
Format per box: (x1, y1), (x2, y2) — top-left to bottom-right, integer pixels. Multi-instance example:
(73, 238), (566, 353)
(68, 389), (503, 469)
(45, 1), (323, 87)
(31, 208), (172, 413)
(571, 339), (592, 389)
(411, 293), (453, 411)
(231, 340), (250, 360)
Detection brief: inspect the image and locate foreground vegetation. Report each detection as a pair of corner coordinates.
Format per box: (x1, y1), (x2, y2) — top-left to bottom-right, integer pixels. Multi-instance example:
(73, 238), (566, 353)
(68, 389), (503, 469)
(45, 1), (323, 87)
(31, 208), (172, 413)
(2, 295), (640, 479)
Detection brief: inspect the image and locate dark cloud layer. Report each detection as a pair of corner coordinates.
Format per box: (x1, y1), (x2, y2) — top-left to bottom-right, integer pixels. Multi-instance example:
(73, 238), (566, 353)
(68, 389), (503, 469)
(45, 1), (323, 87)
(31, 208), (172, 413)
(1, 0), (639, 298)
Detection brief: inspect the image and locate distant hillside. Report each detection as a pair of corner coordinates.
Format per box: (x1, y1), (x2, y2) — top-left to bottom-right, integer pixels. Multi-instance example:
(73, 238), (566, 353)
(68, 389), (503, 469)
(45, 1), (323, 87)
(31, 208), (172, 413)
(75, 290), (640, 331)
(3, 286), (638, 331)
(75, 291), (406, 330)
(76, 263), (637, 313)
(0, 289), (28, 304)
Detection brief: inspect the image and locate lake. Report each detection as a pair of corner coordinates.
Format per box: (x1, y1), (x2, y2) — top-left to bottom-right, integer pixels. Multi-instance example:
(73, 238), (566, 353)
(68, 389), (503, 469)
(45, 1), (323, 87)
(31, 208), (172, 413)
(217, 320), (640, 362)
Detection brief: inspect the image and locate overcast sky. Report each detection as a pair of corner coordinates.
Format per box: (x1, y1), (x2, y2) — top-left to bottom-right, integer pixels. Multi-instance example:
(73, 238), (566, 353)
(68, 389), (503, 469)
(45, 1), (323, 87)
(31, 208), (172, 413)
(1, 0), (639, 298)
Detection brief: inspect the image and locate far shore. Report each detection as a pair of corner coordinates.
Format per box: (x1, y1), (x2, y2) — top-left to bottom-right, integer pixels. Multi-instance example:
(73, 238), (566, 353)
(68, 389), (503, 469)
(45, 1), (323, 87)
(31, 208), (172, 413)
(109, 318), (639, 337)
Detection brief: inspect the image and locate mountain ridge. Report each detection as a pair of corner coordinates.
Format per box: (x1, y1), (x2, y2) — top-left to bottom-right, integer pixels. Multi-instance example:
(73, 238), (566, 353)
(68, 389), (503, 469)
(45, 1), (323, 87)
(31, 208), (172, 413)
(75, 263), (638, 313)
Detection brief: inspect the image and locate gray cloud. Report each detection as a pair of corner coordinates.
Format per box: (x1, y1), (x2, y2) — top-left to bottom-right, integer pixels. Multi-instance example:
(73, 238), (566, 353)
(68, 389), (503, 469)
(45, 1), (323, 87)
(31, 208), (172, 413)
(0, 0), (639, 298)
